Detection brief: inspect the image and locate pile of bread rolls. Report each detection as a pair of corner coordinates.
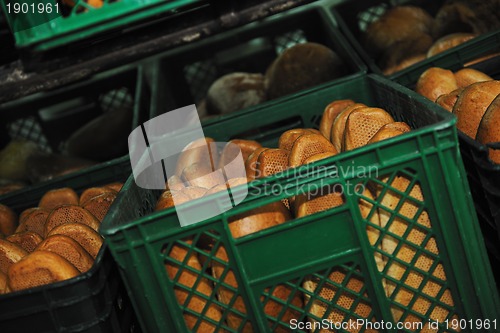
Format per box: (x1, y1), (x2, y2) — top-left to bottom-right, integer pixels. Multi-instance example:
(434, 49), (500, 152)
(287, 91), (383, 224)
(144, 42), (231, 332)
(0, 183), (121, 294)
(199, 42), (346, 117)
(155, 99), (454, 331)
(364, 1), (500, 75)
(416, 66), (500, 163)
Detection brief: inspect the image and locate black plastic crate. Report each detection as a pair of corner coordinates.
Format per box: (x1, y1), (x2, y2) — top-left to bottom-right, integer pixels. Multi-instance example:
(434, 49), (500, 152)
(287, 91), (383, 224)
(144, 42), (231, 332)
(0, 156), (140, 333)
(331, 0), (500, 80)
(144, 2), (366, 117)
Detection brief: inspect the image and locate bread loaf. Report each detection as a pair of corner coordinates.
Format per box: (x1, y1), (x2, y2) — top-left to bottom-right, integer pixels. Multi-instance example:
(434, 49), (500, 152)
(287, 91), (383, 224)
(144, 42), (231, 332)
(6, 232), (43, 253)
(156, 190), (191, 211)
(367, 122), (411, 144)
(79, 186), (117, 206)
(278, 128), (317, 152)
(47, 223), (103, 259)
(44, 205), (100, 236)
(182, 163), (225, 190)
(426, 33), (477, 58)
(0, 239), (28, 274)
(0, 203), (17, 236)
(330, 103), (367, 152)
(453, 80), (500, 138)
(476, 94), (500, 163)
(245, 147), (269, 181)
(15, 207), (50, 237)
(435, 87), (464, 112)
(38, 188), (79, 210)
(454, 68), (493, 87)
(37, 235), (94, 273)
(81, 192), (117, 222)
(343, 107), (395, 151)
(218, 139), (262, 171)
(319, 99), (355, 140)
(175, 137), (218, 177)
(416, 67), (459, 101)
(289, 133), (337, 168)
(8, 250), (80, 292)
(182, 186), (208, 200)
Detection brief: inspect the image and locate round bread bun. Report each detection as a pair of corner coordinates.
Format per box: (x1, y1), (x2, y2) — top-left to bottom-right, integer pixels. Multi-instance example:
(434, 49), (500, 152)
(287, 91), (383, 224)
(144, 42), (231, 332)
(38, 188), (79, 210)
(81, 192), (117, 222)
(289, 134), (337, 168)
(427, 33), (477, 58)
(330, 103), (367, 152)
(416, 67), (459, 101)
(365, 6), (433, 59)
(436, 87), (464, 112)
(453, 80), (500, 138)
(476, 94), (500, 163)
(8, 250), (80, 292)
(47, 223), (103, 259)
(0, 239), (28, 274)
(15, 207), (50, 237)
(175, 137), (218, 177)
(343, 107), (395, 151)
(454, 68), (493, 88)
(44, 205), (100, 237)
(319, 100), (355, 140)
(6, 232), (43, 253)
(266, 43), (345, 100)
(0, 203), (17, 236)
(79, 186), (117, 206)
(37, 235), (94, 273)
(206, 72), (267, 115)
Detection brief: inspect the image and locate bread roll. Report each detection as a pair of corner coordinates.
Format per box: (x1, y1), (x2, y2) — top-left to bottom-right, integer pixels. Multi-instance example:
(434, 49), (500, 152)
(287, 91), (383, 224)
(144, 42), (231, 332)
(165, 239), (223, 333)
(289, 134), (337, 168)
(218, 139), (262, 171)
(6, 232), (43, 253)
(330, 103), (367, 152)
(8, 250), (80, 292)
(477, 94), (500, 163)
(435, 87), (464, 112)
(0, 203), (17, 236)
(155, 190), (191, 211)
(245, 147), (269, 181)
(47, 223), (103, 259)
(81, 192), (117, 222)
(206, 72), (267, 115)
(416, 67), (459, 101)
(166, 175), (186, 192)
(278, 128), (317, 152)
(302, 152), (335, 165)
(319, 100), (355, 139)
(454, 68), (493, 88)
(37, 235), (94, 273)
(427, 33), (477, 58)
(79, 186), (117, 206)
(19, 207), (37, 225)
(182, 162), (225, 190)
(266, 43), (345, 100)
(453, 80), (500, 138)
(365, 6), (433, 59)
(44, 205), (100, 237)
(255, 148), (289, 179)
(15, 207), (50, 237)
(38, 188), (79, 210)
(0, 239), (28, 274)
(175, 137), (218, 177)
(343, 107), (395, 151)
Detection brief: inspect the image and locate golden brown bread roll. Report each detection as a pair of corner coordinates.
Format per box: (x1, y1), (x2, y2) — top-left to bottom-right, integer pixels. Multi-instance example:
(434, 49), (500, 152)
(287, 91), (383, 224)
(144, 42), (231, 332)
(79, 186), (117, 206)
(265, 43), (345, 100)
(81, 192), (117, 222)
(182, 163), (225, 190)
(165, 240), (223, 333)
(15, 207), (50, 237)
(453, 80), (500, 138)
(0, 239), (28, 274)
(477, 94), (500, 163)
(416, 67), (459, 101)
(330, 103), (367, 152)
(427, 33), (477, 58)
(44, 205), (100, 237)
(37, 235), (94, 273)
(435, 87), (464, 112)
(0, 203), (17, 236)
(343, 107), (395, 151)
(218, 139), (262, 171)
(454, 68), (493, 88)
(38, 188), (79, 210)
(255, 148), (290, 179)
(289, 133), (337, 168)
(6, 232), (43, 253)
(206, 72), (267, 115)
(155, 190), (191, 211)
(365, 6), (434, 59)
(175, 137), (218, 177)
(367, 122), (411, 144)
(8, 250), (80, 292)
(319, 99), (355, 139)
(278, 128), (317, 152)
(47, 223), (103, 259)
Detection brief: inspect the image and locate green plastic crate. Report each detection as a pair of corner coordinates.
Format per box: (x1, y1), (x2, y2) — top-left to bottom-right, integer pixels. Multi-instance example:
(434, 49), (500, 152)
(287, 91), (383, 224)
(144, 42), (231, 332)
(101, 74), (499, 332)
(0, 0), (206, 51)
(330, 0), (500, 84)
(144, 2), (366, 117)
